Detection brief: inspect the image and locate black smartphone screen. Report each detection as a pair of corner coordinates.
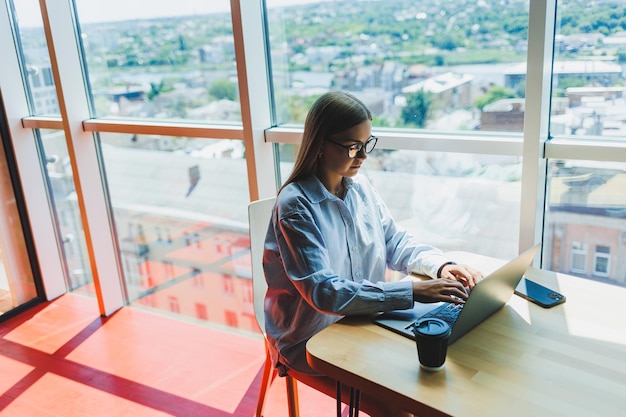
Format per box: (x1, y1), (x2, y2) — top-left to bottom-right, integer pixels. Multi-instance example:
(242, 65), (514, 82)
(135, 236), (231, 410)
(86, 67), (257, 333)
(514, 278), (566, 308)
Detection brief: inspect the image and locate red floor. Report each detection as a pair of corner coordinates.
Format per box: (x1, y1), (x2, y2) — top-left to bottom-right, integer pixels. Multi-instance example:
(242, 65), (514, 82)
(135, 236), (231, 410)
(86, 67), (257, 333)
(0, 293), (359, 416)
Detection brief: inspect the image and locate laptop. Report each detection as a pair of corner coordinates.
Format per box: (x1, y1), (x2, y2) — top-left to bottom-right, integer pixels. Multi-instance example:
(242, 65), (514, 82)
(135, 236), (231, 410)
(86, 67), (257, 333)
(374, 244), (541, 344)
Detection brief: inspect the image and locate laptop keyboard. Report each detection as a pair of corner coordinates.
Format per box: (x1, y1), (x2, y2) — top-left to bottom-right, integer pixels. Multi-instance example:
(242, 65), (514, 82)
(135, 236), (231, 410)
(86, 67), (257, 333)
(415, 302), (464, 328)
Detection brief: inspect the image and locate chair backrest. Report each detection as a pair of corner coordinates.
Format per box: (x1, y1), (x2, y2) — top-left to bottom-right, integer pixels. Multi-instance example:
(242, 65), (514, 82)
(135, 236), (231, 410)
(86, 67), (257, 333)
(248, 197), (277, 336)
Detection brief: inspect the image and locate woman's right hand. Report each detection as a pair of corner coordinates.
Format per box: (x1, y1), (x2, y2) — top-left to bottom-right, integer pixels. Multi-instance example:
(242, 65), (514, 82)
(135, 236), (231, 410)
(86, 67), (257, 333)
(412, 278), (469, 304)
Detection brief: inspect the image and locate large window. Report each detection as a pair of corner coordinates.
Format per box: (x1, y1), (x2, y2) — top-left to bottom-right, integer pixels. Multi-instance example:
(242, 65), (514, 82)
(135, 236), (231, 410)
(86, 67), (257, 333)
(269, 0), (531, 263)
(280, 144), (522, 259)
(2, 0), (626, 333)
(74, 0), (242, 123)
(542, 0), (626, 288)
(9, 0), (91, 298)
(40, 130), (93, 294)
(98, 132), (255, 330)
(266, 0), (530, 133)
(13, 0), (60, 116)
(544, 160), (626, 286)
(551, 0), (626, 141)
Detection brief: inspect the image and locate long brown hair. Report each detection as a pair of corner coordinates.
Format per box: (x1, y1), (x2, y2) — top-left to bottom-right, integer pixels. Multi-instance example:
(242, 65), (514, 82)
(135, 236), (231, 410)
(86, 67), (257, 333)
(279, 91), (372, 194)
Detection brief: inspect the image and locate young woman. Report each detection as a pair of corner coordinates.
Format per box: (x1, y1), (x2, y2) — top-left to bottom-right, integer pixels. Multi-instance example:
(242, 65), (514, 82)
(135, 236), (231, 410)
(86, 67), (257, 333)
(263, 91), (482, 416)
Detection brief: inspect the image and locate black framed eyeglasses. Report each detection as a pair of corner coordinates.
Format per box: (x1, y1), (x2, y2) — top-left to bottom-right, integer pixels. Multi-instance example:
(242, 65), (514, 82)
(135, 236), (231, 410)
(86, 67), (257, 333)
(325, 136), (378, 159)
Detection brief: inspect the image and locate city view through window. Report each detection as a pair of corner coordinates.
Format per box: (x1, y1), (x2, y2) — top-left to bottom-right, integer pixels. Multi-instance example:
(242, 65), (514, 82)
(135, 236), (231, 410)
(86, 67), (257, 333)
(12, 0), (626, 335)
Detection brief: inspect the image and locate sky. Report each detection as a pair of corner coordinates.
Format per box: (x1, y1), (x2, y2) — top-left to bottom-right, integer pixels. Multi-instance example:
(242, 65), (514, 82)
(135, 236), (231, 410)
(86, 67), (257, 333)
(13, 0), (327, 27)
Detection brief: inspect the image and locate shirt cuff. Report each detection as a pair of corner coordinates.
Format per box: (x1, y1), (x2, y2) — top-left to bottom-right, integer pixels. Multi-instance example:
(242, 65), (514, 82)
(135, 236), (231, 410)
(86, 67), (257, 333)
(381, 280), (414, 311)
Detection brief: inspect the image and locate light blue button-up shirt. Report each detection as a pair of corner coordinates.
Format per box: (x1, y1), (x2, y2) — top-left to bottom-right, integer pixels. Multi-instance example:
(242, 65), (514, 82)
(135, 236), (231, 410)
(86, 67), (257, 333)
(263, 174), (449, 374)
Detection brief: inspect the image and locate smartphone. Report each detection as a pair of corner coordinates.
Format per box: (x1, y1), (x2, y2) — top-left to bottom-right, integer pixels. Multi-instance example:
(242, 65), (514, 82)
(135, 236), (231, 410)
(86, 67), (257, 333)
(514, 277), (566, 308)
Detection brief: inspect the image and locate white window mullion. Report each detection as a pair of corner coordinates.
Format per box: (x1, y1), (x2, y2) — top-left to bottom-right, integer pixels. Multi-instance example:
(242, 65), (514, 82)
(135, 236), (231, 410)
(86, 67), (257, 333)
(231, 0), (277, 201)
(0, 0), (66, 299)
(40, 0), (124, 315)
(519, 0), (556, 257)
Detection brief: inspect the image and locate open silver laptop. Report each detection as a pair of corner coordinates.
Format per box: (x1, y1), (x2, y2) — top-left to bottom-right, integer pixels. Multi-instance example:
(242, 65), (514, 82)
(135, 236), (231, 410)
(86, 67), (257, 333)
(374, 244), (541, 344)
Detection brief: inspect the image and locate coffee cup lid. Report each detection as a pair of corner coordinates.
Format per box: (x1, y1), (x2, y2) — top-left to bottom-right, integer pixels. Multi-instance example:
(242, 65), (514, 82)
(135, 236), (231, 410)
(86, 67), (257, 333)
(413, 318), (451, 336)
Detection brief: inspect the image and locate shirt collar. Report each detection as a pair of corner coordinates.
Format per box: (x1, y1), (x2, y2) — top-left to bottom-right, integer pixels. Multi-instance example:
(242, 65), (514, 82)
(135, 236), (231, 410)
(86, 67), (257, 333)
(300, 175), (355, 203)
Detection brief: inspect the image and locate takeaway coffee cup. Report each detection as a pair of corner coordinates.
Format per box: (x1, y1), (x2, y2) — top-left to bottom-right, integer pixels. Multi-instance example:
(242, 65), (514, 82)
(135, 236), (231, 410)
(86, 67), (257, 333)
(413, 318), (451, 371)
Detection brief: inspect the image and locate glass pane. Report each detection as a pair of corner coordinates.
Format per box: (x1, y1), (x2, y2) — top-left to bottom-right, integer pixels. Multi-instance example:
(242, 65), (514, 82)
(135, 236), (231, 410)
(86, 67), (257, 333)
(99, 133), (255, 332)
(279, 144), (522, 260)
(544, 160), (626, 287)
(73, 0), (241, 123)
(551, 1), (626, 141)
(40, 130), (94, 294)
(12, 0), (61, 116)
(0, 125), (38, 314)
(266, 1), (529, 133)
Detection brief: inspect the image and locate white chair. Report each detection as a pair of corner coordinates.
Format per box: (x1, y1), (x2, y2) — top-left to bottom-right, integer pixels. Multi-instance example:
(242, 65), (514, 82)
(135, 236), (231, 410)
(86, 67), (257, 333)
(248, 197), (300, 417)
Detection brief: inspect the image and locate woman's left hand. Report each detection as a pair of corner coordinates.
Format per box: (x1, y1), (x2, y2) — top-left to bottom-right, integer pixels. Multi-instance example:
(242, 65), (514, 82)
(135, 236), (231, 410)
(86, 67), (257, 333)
(440, 264), (483, 290)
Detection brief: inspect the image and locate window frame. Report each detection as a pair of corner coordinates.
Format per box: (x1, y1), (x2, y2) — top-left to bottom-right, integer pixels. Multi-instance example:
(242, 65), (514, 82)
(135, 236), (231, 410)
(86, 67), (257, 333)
(570, 241), (588, 275)
(593, 245), (611, 277)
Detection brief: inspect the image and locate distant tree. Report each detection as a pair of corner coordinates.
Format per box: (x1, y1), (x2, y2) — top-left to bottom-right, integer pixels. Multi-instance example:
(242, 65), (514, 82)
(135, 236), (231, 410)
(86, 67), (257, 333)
(474, 86), (517, 110)
(552, 76), (588, 97)
(271, 92), (319, 125)
(515, 80), (526, 98)
(288, 95), (318, 124)
(372, 115), (391, 127)
(401, 89), (433, 128)
(208, 78), (237, 101)
(433, 34), (461, 51)
(147, 81), (165, 101)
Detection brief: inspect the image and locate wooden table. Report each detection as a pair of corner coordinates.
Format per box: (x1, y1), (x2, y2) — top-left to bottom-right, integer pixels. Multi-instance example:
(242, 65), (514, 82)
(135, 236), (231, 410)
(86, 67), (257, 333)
(306, 252), (626, 417)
